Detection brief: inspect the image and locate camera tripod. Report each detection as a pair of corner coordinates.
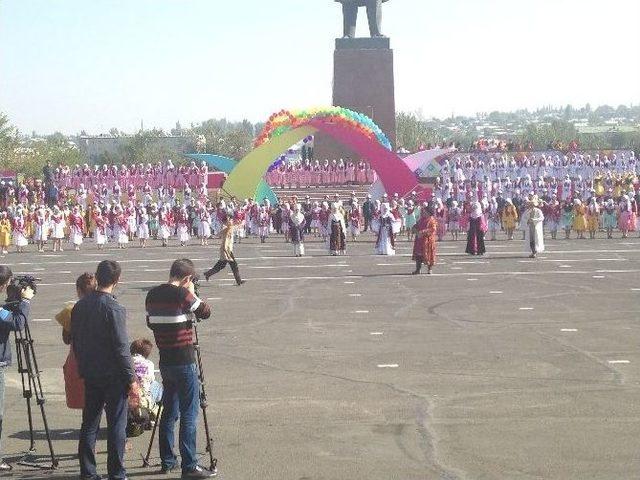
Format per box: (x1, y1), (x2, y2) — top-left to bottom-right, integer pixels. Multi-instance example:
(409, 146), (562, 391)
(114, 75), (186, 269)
(142, 322), (217, 473)
(11, 309), (58, 470)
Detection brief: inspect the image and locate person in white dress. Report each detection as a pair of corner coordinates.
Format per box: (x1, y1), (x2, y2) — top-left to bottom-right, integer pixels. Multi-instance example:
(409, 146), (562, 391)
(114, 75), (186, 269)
(523, 195), (545, 258)
(50, 206), (66, 252)
(198, 206), (212, 246)
(372, 203), (401, 255)
(137, 207), (150, 248)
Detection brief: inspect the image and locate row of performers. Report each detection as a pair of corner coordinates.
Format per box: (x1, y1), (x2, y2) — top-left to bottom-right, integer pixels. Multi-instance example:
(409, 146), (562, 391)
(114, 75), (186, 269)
(433, 174), (639, 203)
(1, 182), (210, 210)
(264, 160), (377, 187)
(49, 160), (209, 190)
(442, 152), (637, 183)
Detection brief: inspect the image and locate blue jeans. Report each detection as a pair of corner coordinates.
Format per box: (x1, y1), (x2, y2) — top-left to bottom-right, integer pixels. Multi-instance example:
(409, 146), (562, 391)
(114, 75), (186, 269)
(0, 366), (5, 460)
(159, 363), (200, 472)
(78, 377), (128, 480)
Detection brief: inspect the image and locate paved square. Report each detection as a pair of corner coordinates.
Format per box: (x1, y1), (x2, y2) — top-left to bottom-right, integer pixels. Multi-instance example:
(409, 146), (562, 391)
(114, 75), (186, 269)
(2, 233), (640, 479)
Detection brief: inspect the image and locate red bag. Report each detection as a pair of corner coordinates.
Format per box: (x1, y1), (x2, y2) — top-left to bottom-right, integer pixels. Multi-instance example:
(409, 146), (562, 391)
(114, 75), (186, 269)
(63, 348), (85, 409)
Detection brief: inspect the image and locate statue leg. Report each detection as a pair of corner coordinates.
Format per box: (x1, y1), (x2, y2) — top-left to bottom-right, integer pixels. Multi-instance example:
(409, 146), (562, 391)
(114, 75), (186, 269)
(342, 3), (357, 38)
(366, 0), (383, 37)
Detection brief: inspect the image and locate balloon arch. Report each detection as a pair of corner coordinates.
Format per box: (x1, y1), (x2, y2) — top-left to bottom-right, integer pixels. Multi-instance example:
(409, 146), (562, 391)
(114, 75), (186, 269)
(198, 107), (428, 202)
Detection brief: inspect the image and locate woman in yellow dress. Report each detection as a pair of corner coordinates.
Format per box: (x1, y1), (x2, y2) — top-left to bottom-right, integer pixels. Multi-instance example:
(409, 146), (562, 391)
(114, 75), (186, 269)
(586, 198), (600, 239)
(0, 212), (12, 255)
(573, 199), (588, 239)
(501, 199), (518, 240)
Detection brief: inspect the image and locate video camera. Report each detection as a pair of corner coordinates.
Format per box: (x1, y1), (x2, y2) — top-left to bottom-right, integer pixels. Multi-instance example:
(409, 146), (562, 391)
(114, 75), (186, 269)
(6, 275), (39, 303)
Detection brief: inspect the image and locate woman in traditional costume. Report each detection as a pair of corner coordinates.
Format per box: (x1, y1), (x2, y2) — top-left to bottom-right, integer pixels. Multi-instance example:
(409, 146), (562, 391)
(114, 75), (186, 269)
(0, 212), (11, 255)
(411, 205), (438, 275)
(465, 201), (486, 256)
(602, 199), (617, 239)
(586, 197), (600, 239)
(328, 203), (346, 256)
(523, 196), (545, 258)
(501, 199), (518, 240)
(290, 204), (306, 257)
(572, 199), (587, 239)
(372, 203), (401, 256)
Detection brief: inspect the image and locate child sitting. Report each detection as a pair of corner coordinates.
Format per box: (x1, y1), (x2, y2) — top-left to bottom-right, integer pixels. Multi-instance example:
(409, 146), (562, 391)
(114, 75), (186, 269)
(127, 338), (162, 437)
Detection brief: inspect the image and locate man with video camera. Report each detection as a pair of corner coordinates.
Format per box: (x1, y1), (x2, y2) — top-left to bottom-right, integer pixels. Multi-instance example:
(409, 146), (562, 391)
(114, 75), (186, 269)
(0, 265), (35, 471)
(146, 259), (214, 479)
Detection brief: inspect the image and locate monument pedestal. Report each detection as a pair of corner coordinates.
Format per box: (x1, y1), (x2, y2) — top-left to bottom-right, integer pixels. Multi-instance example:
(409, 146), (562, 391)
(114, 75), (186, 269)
(315, 37), (396, 162)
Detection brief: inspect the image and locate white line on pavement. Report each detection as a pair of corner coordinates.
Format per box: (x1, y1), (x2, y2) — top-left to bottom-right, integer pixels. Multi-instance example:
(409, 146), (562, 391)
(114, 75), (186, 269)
(370, 332), (383, 335)
(377, 364), (399, 368)
(608, 360), (630, 364)
(560, 328), (578, 332)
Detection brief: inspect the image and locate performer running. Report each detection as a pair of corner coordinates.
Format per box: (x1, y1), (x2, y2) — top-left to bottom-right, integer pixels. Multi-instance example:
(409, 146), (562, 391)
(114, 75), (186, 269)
(203, 217), (244, 285)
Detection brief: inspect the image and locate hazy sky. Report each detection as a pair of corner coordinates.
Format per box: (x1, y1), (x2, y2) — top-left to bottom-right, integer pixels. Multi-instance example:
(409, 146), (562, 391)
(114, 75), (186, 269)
(1, 0), (638, 134)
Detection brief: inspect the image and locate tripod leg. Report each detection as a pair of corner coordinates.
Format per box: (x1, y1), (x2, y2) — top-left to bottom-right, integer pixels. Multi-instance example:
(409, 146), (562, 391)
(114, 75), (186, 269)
(142, 401), (163, 467)
(193, 326), (217, 473)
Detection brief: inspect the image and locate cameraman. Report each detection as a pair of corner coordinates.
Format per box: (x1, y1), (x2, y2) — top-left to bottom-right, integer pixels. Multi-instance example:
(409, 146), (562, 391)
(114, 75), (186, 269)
(145, 258), (214, 479)
(0, 265), (34, 472)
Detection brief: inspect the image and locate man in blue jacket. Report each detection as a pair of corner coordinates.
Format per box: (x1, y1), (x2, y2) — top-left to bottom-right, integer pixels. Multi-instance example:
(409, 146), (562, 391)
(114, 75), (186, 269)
(0, 265), (34, 472)
(72, 260), (135, 480)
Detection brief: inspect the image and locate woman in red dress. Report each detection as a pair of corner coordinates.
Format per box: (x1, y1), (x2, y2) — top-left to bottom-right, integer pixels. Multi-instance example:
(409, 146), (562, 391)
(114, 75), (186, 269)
(412, 205), (438, 275)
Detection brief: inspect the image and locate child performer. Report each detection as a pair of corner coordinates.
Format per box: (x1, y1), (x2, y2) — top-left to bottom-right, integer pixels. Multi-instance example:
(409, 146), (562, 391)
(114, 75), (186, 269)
(290, 204), (306, 257)
(51, 206), (66, 252)
(448, 200), (461, 241)
(0, 212), (11, 255)
(561, 201), (574, 239)
(258, 206), (271, 243)
(198, 205), (211, 246)
(586, 198), (600, 240)
(69, 206), (85, 251)
(115, 207), (129, 249)
(412, 205), (438, 275)
(12, 211), (28, 253)
(405, 200), (417, 241)
(34, 207), (49, 253)
(158, 205), (172, 247)
(602, 199), (617, 239)
(93, 209), (108, 250)
(502, 199), (518, 240)
(137, 207), (150, 248)
(573, 199), (587, 239)
(176, 207), (190, 247)
(349, 201), (361, 241)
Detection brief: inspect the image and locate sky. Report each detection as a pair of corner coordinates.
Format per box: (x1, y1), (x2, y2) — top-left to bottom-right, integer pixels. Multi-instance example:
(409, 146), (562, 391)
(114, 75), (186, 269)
(1, 0), (639, 135)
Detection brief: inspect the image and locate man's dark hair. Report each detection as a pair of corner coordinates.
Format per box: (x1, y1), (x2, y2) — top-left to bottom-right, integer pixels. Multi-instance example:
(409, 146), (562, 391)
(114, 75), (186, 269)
(170, 259), (196, 280)
(0, 265), (12, 286)
(96, 260), (121, 288)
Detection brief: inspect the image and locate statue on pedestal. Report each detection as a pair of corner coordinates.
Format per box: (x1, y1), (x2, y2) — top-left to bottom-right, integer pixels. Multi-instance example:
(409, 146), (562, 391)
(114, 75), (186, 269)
(335, 0), (389, 38)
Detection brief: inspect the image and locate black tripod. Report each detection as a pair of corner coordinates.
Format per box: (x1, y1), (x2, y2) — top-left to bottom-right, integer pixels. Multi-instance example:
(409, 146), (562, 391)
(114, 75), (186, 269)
(11, 311), (58, 469)
(142, 322), (217, 473)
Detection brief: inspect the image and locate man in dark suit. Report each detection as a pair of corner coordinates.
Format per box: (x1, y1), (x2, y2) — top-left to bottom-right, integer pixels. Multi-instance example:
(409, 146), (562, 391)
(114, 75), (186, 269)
(336, 0), (389, 38)
(72, 260), (134, 480)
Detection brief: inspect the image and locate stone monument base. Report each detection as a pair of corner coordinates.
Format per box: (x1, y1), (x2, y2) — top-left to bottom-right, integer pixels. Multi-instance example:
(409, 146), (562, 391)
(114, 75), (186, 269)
(314, 37), (396, 162)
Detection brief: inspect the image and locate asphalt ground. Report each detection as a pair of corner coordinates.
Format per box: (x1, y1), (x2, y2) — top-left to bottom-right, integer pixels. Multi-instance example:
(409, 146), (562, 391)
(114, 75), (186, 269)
(1, 230), (640, 480)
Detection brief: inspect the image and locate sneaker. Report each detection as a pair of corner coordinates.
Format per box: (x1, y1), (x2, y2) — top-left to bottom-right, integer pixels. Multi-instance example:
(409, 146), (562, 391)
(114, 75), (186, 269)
(160, 465), (177, 474)
(0, 461), (12, 471)
(182, 465), (217, 478)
